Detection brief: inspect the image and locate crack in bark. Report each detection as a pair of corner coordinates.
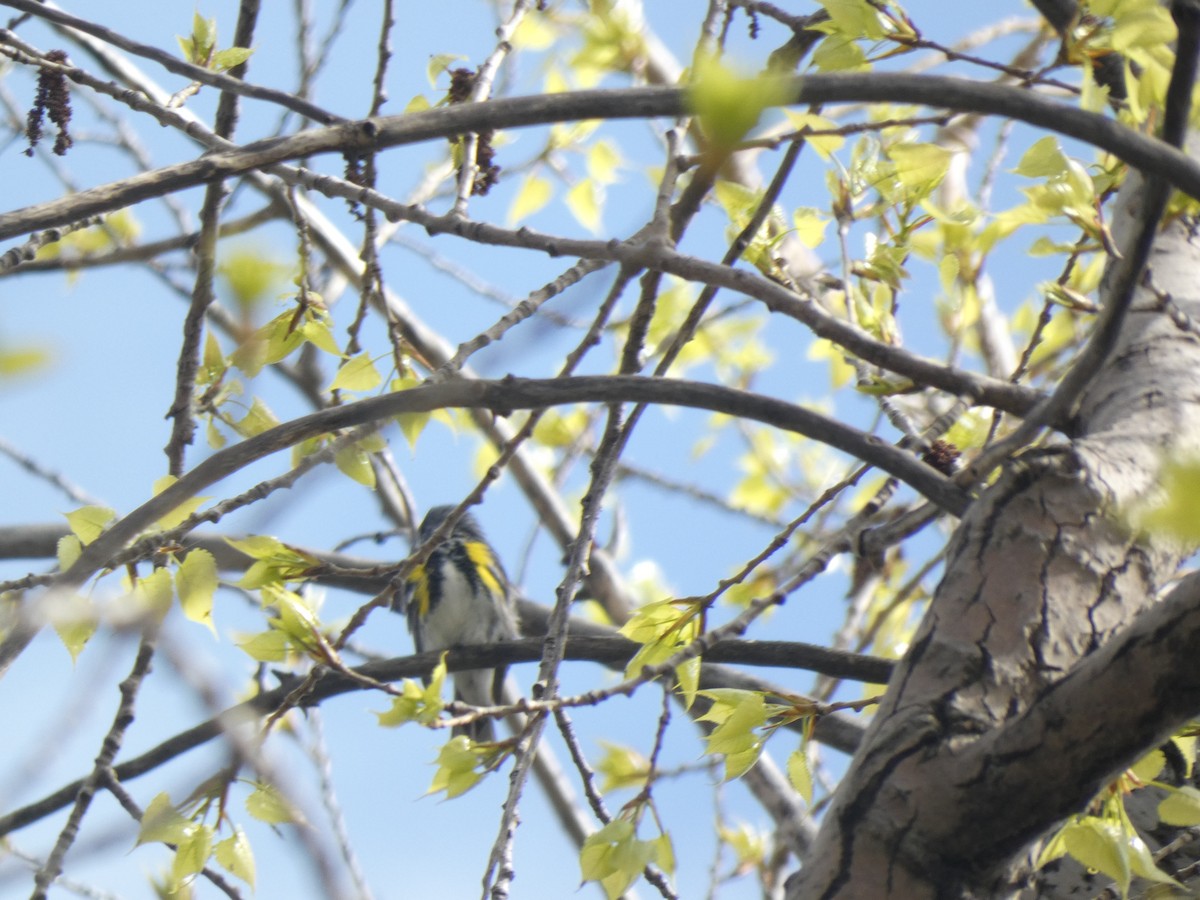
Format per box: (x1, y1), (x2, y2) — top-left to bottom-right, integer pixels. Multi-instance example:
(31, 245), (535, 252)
(823, 731), (942, 899)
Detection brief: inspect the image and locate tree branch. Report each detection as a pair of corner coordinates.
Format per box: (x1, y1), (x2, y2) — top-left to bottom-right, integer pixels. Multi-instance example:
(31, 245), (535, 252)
(52, 375), (967, 593)
(0, 0), (342, 125)
(3, 74), (1200, 243)
(0, 627), (880, 840)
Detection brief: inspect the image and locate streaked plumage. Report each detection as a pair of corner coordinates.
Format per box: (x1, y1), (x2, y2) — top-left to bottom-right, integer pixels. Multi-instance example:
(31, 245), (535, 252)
(402, 505), (519, 742)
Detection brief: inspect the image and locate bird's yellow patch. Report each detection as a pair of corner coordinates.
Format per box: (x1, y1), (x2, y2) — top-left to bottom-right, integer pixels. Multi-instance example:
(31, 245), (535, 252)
(407, 562), (430, 616)
(464, 541), (503, 598)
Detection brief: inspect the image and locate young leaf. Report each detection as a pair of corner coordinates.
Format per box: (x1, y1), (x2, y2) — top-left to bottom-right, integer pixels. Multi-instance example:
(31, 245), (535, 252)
(595, 742), (651, 793)
(234, 628), (290, 663)
(177, 549), (219, 634)
(137, 792), (193, 846)
(246, 782), (296, 825)
(152, 474), (209, 530)
(214, 828), (256, 887)
(335, 443), (377, 488)
(49, 593), (95, 663)
(65, 505), (115, 545)
(787, 746), (814, 805)
(566, 179), (602, 232)
(212, 47), (253, 71)
(1060, 817), (1130, 897)
(428, 736), (487, 799)
(233, 397), (280, 438)
(508, 173), (553, 224)
(579, 818), (657, 900)
(171, 823), (214, 884)
(1159, 785), (1200, 826)
(687, 57), (790, 164)
(56, 534), (81, 571)
(329, 352), (383, 392)
(132, 568), (175, 621)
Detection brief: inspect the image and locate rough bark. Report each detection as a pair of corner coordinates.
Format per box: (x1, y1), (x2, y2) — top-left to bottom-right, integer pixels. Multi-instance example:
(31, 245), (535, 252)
(787, 160), (1200, 897)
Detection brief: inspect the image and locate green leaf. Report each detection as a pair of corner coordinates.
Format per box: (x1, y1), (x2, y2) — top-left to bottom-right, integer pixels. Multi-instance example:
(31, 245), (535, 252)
(508, 173), (553, 224)
(207, 417), (228, 450)
(618, 598), (703, 696)
(234, 628), (290, 662)
(792, 206), (832, 248)
(1060, 817), (1130, 896)
(56, 534), (81, 570)
(335, 443), (377, 488)
(427, 53), (466, 87)
(227, 535), (317, 588)
(65, 505), (116, 545)
(132, 568), (175, 619)
(298, 308), (340, 355)
(212, 46), (253, 71)
(233, 397), (280, 438)
(675, 654), (701, 708)
(152, 474), (210, 530)
(697, 689), (769, 780)
(231, 307), (336, 376)
(531, 407), (587, 448)
(50, 593), (95, 663)
(687, 58), (790, 161)
(1133, 457), (1200, 541)
(579, 818), (658, 900)
(1126, 830), (1182, 887)
(1014, 136), (1068, 178)
(889, 143), (952, 200)
(0, 346), (50, 377)
(198, 331), (226, 385)
(218, 247), (289, 310)
(619, 599), (690, 645)
(193, 13), (216, 56)
(1036, 820), (1070, 868)
(428, 736), (486, 799)
(512, 12), (556, 50)
(565, 179), (602, 232)
(214, 828), (256, 888)
(138, 793), (193, 846)
(587, 140), (622, 184)
(246, 782), (296, 825)
(1130, 748), (1165, 783)
(376, 678), (444, 727)
(1110, 7), (1175, 52)
(178, 12), (217, 65)
(811, 32), (868, 72)
(787, 747), (813, 805)
(781, 111), (845, 160)
(391, 375), (436, 447)
(1159, 785), (1200, 826)
(268, 584), (323, 645)
(177, 549), (219, 634)
(811, 340), (859, 388)
(329, 352), (383, 392)
(718, 822), (767, 873)
(404, 94), (431, 113)
(652, 832), (675, 876)
(595, 742), (650, 793)
(378, 654), (447, 726)
(171, 823), (214, 884)
(814, 0), (886, 40)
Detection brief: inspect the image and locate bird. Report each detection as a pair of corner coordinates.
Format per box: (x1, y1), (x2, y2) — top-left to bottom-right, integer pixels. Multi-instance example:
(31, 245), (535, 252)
(399, 505), (519, 742)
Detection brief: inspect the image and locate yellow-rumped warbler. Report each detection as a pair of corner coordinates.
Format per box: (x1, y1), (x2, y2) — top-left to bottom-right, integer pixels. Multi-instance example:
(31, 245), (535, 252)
(399, 505), (519, 742)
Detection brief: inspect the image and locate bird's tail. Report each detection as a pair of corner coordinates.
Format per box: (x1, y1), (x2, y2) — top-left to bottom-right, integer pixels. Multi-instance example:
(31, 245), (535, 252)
(451, 666), (507, 743)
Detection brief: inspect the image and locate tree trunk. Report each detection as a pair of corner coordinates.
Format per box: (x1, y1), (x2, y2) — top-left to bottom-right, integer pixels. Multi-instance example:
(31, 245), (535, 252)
(787, 159), (1200, 897)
